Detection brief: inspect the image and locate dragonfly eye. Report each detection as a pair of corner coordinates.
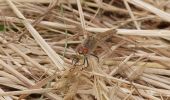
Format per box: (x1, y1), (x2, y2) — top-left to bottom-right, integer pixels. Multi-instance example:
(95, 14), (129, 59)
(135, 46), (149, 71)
(83, 47), (88, 54)
(77, 46), (83, 54)
(78, 50), (83, 54)
(77, 46), (88, 55)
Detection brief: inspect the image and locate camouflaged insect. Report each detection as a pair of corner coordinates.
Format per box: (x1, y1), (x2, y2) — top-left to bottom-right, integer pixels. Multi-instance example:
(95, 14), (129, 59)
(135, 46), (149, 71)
(73, 29), (117, 66)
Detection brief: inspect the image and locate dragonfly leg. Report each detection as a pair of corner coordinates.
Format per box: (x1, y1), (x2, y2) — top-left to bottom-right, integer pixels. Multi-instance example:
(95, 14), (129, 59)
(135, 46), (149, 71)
(79, 55), (88, 70)
(85, 56), (89, 67)
(81, 55), (86, 65)
(90, 53), (99, 62)
(81, 55), (89, 67)
(72, 56), (80, 66)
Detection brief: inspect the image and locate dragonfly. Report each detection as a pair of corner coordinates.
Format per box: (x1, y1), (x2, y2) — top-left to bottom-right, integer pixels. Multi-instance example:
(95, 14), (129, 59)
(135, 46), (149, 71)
(71, 28), (144, 95)
(72, 29), (117, 66)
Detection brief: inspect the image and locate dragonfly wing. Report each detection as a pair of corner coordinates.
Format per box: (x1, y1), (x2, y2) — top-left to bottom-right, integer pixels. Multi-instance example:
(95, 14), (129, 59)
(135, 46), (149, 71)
(83, 36), (98, 53)
(95, 29), (117, 57)
(95, 29), (117, 42)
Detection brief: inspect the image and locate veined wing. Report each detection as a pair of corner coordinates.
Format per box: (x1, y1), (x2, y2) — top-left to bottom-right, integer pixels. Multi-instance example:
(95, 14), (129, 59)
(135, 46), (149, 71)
(94, 29), (117, 56)
(95, 29), (117, 42)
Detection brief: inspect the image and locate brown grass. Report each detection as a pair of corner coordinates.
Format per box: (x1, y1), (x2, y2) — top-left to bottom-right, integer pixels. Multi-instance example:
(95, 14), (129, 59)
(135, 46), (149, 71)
(0, 0), (170, 100)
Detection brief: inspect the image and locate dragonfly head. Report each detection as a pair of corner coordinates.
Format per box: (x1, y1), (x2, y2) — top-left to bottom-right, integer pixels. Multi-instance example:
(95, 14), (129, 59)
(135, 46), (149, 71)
(76, 45), (89, 55)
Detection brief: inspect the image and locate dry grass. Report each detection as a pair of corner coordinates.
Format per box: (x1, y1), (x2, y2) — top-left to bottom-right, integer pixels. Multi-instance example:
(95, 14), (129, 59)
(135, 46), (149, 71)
(0, 0), (170, 100)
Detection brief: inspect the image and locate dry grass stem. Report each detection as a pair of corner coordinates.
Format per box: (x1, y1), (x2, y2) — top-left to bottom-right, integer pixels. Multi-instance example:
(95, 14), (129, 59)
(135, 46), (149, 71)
(6, 0), (65, 70)
(0, 0), (169, 99)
